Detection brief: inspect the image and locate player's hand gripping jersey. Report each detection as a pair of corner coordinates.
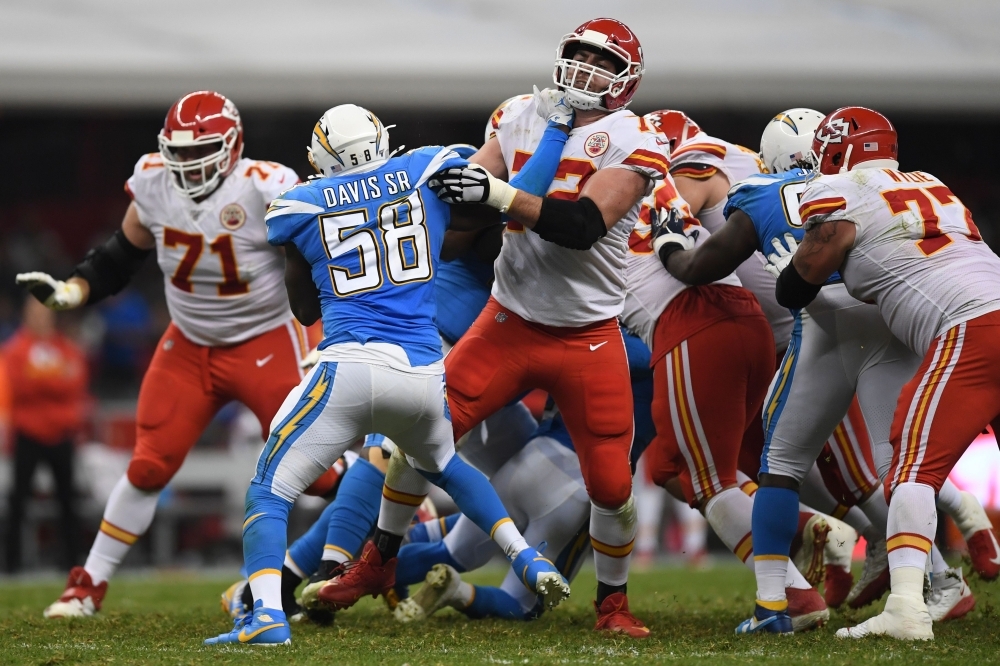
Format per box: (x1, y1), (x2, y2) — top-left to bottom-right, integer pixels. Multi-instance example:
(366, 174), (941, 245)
(265, 146), (467, 369)
(491, 95), (668, 326)
(798, 168), (1000, 354)
(126, 154), (298, 345)
(725, 169), (842, 286)
(670, 133), (794, 348)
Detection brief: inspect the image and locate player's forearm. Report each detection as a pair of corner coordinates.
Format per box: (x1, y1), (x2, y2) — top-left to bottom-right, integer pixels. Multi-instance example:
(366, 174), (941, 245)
(663, 247), (730, 285)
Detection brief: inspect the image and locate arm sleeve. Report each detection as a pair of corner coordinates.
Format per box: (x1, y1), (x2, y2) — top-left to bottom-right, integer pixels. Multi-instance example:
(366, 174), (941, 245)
(508, 124), (568, 196)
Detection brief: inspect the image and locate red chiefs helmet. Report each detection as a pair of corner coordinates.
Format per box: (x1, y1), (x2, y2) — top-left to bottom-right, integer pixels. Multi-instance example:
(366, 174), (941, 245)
(158, 91), (244, 198)
(553, 18), (644, 112)
(644, 110), (702, 153)
(812, 106), (898, 176)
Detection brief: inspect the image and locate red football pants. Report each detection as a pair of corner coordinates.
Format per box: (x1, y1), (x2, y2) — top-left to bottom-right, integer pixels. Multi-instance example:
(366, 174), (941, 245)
(647, 314), (774, 506)
(887, 310), (1000, 495)
(444, 297), (634, 507)
(127, 319), (311, 490)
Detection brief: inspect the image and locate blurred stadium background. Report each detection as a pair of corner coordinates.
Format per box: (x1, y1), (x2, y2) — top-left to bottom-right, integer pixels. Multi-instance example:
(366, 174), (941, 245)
(1, 0), (999, 574)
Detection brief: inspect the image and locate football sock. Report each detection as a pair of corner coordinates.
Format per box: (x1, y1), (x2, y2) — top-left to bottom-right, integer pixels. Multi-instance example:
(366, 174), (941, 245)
(322, 457), (385, 563)
(751, 486), (799, 607)
(243, 484), (294, 610)
(935, 478), (963, 516)
(378, 450), (430, 539)
(929, 543), (948, 577)
(419, 456), (528, 560)
(858, 489), (889, 540)
(84, 475), (160, 585)
(886, 482), (936, 580)
(464, 585), (526, 620)
(373, 528), (404, 561)
(841, 505), (875, 541)
(285, 499), (338, 577)
(737, 470), (758, 497)
(280, 565), (302, 614)
(396, 541), (466, 586)
(591, 495), (637, 590)
(704, 487), (754, 566)
(408, 514), (460, 544)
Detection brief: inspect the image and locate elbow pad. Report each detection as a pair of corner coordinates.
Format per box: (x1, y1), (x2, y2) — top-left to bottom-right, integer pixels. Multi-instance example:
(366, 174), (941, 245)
(532, 196), (608, 250)
(775, 261), (822, 309)
(72, 229), (152, 304)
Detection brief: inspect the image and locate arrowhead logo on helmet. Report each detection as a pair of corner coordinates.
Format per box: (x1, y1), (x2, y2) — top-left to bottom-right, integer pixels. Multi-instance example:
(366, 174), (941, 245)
(553, 18), (645, 113)
(811, 107), (898, 175)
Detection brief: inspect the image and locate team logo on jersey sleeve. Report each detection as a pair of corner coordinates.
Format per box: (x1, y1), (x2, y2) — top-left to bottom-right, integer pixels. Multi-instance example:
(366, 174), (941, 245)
(584, 132), (610, 158)
(220, 203), (247, 230)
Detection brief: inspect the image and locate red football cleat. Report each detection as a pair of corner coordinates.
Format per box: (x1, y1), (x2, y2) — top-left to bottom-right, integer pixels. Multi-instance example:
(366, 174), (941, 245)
(594, 592), (650, 638)
(823, 564), (854, 608)
(787, 586), (829, 631)
(316, 541), (395, 610)
(967, 529), (1000, 580)
(43, 567), (108, 618)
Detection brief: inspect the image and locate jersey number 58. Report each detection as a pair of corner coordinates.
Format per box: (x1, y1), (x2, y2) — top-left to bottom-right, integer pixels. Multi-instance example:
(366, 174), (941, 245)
(319, 190), (431, 296)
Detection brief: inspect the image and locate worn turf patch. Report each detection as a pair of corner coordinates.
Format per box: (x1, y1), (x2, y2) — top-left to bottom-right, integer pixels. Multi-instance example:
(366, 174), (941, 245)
(2, 564), (999, 664)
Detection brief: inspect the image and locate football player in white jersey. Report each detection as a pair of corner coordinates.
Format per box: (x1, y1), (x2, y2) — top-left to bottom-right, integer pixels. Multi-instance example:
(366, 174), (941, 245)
(767, 106), (1000, 640)
(426, 18), (667, 637)
(17, 91), (316, 619)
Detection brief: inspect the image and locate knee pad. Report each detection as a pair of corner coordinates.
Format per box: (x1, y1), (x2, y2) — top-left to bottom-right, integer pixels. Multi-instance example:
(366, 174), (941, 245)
(127, 455), (175, 491)
(584, 448), (633, 507)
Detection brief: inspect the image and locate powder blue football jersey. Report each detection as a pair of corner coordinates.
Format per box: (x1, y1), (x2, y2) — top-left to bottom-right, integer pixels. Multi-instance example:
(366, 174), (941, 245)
(265, 146), (466, 367)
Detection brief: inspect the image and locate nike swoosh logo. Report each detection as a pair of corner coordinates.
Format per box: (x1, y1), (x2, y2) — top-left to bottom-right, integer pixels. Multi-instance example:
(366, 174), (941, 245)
(988, 532), (1000, 565)
(239, 622), (284, 642)
(589, 341), (608, 351)
(256, 354), (274, 367)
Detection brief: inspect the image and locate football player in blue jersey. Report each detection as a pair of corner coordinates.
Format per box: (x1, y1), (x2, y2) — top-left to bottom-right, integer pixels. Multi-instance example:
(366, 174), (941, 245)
(653, 109), (981, 633)
(205, 99), (575, 646)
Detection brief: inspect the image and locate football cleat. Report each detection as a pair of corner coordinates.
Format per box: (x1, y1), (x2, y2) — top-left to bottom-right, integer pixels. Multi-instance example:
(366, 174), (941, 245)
(836, 593), (933, 640)
(316, 541), (395, 610)
(792, 513), (830, 586)
(394, 563), (464, 623)
(205, 601), (291, 646)
(787, 586), (830, 631)
(43, 567), (107, 619)
(846, 537), (890, 608)
(220, 580), (250, 621)
(511, 547), (570, 610)
(735, 603), (794, 635)
(967, 529), (1000, 580)
(594, 592), (650, 638)
(822, 515), (858, 607)
(927, 567), (976, 622)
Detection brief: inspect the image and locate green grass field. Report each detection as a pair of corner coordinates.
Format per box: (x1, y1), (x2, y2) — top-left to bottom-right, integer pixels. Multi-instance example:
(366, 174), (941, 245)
(2, 563), (1000, 665)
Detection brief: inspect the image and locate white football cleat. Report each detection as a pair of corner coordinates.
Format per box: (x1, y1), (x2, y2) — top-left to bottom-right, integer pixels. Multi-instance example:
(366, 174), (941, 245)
(394, 563), (465, 623)
(836, 593), (933, 640)
(927, 567), (976, 622)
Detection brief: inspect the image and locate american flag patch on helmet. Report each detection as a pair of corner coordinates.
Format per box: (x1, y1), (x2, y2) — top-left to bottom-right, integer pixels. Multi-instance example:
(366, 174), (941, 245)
(863, 142), (878, 151)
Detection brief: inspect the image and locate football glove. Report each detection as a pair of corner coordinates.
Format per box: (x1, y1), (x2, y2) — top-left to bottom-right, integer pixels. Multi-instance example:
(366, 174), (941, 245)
(428, 164), (518, 213)
(16, 272), (85, 310)
(533, 85), (574, 129)
(650, 206), (699, 255)
(764, 233), (799, 278)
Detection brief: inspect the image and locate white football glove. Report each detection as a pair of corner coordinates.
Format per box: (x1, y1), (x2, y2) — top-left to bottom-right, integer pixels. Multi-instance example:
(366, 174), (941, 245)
(764, 233), (800, 278)
(299, 347), (321, 370)
(533, 85), (574, 129)
(15, 272), (85, 310)
(428, 164), (518, 213)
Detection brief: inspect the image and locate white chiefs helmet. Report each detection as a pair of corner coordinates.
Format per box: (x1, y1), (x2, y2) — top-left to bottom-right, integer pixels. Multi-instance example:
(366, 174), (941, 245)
(307, 104), (391, 177)
(759, 108), (826, 174)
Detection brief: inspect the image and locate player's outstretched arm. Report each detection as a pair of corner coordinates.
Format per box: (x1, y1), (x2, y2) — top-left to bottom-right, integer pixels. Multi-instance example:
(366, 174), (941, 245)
(282, 243), (322, 326)
(774, 219), (855, 308)
(663, 209), (758, 285)
(16, 201), (154, 309)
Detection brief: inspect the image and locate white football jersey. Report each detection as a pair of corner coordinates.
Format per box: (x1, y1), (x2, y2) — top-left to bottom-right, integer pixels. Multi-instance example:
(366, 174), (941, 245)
(670, 133), (794, 350)
(491, 95), (668, 327)
(622, 176), (740, 347)
(799, 167), (1000, 354)
(127, 155), (299, 346)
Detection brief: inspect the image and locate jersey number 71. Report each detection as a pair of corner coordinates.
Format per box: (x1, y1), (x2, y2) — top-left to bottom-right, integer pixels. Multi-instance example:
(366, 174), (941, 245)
(319, 190), (431, 296)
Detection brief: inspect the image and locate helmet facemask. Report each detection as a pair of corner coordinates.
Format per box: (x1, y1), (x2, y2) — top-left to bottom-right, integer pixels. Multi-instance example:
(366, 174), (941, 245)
(554, 40), (640, 112)
(159, 127), (240, 199)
